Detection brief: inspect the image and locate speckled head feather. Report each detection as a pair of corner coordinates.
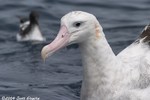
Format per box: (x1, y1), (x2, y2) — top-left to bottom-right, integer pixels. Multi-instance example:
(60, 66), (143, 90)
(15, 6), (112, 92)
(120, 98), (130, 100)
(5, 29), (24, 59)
(60, 11), (104, 43)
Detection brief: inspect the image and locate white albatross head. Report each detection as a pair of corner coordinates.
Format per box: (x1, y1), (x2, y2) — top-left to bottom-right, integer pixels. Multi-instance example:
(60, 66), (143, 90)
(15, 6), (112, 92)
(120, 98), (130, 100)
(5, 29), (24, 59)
(41, 11), (103, 60)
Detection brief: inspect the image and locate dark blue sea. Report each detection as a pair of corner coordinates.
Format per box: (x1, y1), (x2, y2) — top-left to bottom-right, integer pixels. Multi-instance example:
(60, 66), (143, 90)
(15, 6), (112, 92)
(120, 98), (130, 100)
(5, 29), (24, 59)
(0, 0), (150, 100)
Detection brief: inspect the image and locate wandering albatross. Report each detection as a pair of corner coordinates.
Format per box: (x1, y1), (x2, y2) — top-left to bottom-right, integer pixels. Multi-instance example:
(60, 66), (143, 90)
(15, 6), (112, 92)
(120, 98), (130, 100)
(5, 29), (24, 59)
(41, 11), (150, 100)
(16, 11), (46, 42)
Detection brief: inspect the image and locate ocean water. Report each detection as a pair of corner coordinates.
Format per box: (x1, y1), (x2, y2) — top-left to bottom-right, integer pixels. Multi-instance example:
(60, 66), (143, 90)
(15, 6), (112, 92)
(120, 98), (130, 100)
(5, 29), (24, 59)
(0, 0), (150, 100)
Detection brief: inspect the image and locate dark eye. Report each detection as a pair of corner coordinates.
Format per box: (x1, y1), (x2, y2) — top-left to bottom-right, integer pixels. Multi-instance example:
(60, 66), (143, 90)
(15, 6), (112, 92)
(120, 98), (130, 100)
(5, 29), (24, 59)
(74, 22), (82, 28)
(75, 22), (81, 27)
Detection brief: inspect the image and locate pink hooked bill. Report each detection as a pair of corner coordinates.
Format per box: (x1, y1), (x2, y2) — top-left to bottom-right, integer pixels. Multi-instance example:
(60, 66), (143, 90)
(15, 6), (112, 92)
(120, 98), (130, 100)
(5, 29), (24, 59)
(41, 25), (70, 61)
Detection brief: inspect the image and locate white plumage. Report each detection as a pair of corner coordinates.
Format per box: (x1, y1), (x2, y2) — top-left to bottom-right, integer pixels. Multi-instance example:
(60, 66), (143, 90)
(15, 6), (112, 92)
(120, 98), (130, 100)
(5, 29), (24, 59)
(41, 11), (150, 100)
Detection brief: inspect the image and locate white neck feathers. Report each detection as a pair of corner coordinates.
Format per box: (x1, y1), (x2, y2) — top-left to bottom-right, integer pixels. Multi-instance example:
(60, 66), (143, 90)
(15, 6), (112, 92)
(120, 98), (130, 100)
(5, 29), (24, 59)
(79, 26), (122, 100)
